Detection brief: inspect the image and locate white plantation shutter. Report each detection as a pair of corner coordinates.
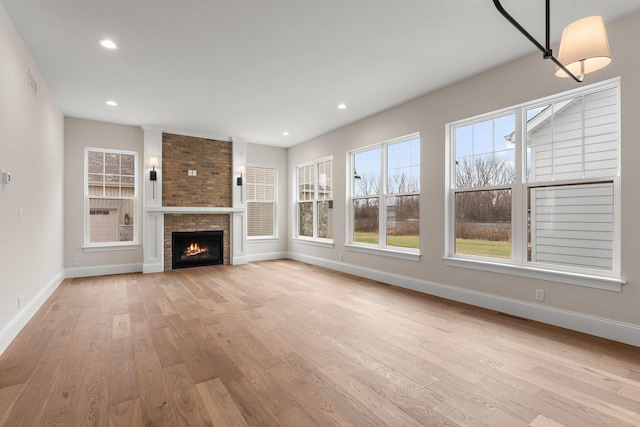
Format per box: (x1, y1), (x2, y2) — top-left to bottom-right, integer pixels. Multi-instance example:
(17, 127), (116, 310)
(246, 166), (275, 237)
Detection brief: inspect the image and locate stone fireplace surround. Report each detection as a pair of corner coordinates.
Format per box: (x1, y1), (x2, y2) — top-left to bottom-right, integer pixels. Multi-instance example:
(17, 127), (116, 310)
(142, 126), (247, 273)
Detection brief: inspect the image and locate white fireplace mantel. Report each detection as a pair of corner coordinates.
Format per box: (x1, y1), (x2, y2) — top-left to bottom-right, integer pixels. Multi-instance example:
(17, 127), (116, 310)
(146, 207), (244, 214)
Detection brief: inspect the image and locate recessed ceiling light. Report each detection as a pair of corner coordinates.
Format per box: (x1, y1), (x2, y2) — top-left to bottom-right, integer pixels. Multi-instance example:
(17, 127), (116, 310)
(98, 39), (118, 50)
(106, 100), (118, 106)
(337, 103), (347, 110)
(283, 131), (290, 136)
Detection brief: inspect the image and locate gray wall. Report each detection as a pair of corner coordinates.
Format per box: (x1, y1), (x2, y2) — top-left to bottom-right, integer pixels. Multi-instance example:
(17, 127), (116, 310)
(64, 117), (144, 274)
(0, 2), (64, 346)
(288, 11), (640, 328)
(246, 142), (289, 260)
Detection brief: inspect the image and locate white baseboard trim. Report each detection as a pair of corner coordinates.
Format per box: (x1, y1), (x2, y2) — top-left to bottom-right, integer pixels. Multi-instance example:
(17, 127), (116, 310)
(65, 263), (143, 279)
(247, 251), (288, 263)
(0, 270), (65, 356)
(232, 255), (248, 266)
(287, 252), (640, 348)
(143, 262), (164, 274)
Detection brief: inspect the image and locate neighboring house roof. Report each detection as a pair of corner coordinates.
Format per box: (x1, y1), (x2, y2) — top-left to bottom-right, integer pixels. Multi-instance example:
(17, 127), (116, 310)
(505, 99), (575, 143)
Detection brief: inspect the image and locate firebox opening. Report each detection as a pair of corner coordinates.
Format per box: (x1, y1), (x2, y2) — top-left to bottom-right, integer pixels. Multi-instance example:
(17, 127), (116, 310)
(172, 230), (223, 269)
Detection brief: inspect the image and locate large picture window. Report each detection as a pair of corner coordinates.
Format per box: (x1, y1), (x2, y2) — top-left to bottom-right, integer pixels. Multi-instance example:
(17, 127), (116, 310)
(446, 80), (621, 289)
(296, 158), (333, 241)
(349, 133), (420, 254)
(246, 166), (276, 238)
(85, 148), (138, 246)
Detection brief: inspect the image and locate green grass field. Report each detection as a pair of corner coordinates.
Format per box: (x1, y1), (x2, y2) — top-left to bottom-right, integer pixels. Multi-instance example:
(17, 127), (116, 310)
(455, 238), (511, 259)
(353, 233), (510, 258)
(354, 232), (419, 249)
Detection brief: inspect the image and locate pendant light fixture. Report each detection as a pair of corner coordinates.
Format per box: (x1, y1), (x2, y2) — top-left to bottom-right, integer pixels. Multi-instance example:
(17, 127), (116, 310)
(493, 0), (611, 83)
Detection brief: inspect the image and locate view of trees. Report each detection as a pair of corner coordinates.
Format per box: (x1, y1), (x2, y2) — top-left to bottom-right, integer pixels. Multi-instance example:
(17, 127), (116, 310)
(455, 156), (512, 242)
(353, 172), (419, 244)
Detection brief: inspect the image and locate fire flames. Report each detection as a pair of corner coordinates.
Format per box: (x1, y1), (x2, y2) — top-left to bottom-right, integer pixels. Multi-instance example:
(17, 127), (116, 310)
(184, 242), (208, 257)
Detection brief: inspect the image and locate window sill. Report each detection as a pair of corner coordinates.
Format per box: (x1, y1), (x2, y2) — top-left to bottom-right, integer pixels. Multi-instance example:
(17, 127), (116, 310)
(443, 256), (624, 292)
(83, 243), (140, 253)
(345, 244), (421, 261)
(292, 237), (334, 248)
(247, 237), (280, 243)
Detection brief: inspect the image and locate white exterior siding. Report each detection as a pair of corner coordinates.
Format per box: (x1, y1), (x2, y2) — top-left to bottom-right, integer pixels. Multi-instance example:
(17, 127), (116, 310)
(530, 183), (614, 270)
(528, 87), (618, 271)
(528, 87), (618, 182)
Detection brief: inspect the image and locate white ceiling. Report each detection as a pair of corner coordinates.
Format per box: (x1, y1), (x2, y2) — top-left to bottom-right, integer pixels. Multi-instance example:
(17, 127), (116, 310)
(3, 0), (640, 147)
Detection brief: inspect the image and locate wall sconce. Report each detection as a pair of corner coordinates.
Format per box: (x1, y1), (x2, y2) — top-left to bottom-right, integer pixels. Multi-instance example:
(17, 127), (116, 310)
(493, 0), (611, 83)
(149, 156), (158, 199)
(236, 165), (245, 186)
(237, 165), (245, 203)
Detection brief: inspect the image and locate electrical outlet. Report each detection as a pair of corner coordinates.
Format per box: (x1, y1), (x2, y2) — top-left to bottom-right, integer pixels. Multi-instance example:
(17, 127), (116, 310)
(73, 258), (80, 266)
(19, 208), (24, 221)
(535, 289), (545, 302)
(17, 296), (21, 309)
(339, 253), (343, 261)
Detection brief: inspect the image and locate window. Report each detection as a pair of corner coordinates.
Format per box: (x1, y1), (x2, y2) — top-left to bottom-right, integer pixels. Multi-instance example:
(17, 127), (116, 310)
(446, 80), (621, 289)
(246, 166), (276, 238)
(296, 158), (333, 241)
(349, 133), (420, 253)
(85, 148), (137, 247)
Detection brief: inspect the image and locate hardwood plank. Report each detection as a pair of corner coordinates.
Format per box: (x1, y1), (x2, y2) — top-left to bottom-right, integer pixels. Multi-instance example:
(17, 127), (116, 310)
(231, 354), (297, 415)
(151, 327), (184, 368)
(277, 405), (320, 427)
(529, 414), (567, 427)
(0, 329), (53, 388)
(135, 349), (178, 426)
(267, 361), (353, 427)
(225, 376), (284, 426)
(196, 378), (249, 427)
(109, 398), (143, 426)
(112, 313), (132, 340)
(0, 384), (23, 426)
(128, 302), (147, 324)
(39, 355), (86, 426)
(317, 363), (428, 426)
(3, 359), (61, 426)
(74, 350), (111, 426)
(1, 260), (639, 426)
(163, 363), (213, 426)
(109, 337), (139, 404)
(131, 322), (153, 353)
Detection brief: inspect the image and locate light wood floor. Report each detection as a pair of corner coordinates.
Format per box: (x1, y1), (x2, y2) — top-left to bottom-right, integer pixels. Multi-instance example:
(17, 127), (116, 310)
(1, 260), (639, 426)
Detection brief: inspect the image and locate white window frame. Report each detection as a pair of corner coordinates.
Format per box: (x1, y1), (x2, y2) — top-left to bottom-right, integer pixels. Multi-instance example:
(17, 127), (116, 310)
(444, 78), (623, 291)
(246, 165), (277, 240)
(84, 147), (139, 249)
(346, 133), (421, 261)
(294, 156), (334, 245)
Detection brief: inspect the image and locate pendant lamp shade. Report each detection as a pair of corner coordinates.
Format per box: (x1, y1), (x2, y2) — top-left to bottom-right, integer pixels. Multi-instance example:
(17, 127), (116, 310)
(556, 16), (611, 78)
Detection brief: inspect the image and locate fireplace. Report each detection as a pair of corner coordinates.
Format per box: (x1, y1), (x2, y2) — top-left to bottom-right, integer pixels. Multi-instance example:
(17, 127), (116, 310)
(171, 230), (223, 269)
